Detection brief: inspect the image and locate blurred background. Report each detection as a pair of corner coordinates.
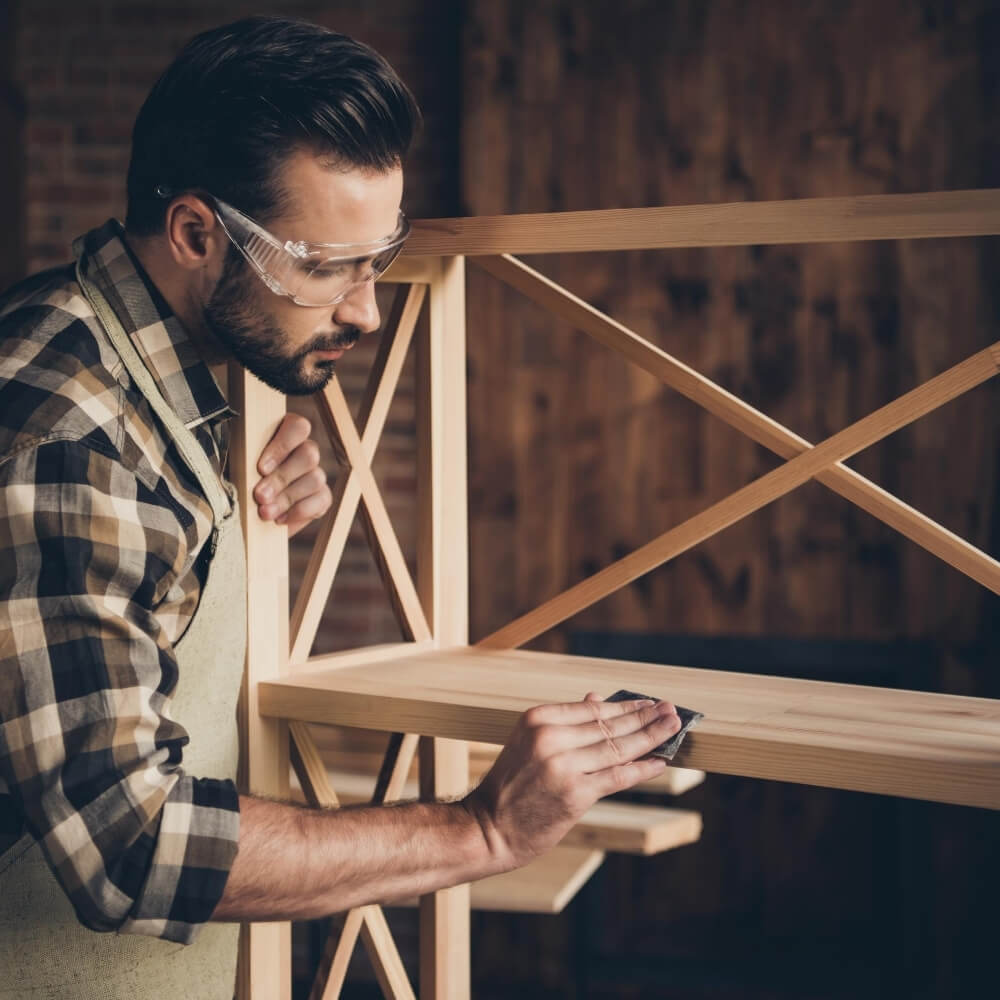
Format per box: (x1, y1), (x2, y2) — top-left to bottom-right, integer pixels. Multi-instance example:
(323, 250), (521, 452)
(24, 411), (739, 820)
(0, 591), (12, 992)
(2, 1), (999, 997)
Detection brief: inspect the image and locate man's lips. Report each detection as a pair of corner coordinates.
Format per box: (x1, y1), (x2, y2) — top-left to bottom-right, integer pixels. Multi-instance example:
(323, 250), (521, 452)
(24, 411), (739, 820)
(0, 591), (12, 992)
(312, 341), (356, 359)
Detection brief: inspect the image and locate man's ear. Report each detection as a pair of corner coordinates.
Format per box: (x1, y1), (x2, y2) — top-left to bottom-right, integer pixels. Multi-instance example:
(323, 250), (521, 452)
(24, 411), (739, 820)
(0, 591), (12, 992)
(164, 195), (226, 271)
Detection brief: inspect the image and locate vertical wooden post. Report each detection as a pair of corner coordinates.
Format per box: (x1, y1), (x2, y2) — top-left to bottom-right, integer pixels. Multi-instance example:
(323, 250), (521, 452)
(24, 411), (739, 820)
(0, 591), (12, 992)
(228, 364), (292, 1000)
(416, 256), (471, 998)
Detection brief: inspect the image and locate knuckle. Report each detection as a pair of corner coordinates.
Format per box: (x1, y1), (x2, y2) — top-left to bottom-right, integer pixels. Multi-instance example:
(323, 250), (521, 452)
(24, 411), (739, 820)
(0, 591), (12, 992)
(522, 706), (546, 729)
(542, 753), (569, 783)
(303, 439), (321, 465)
(308, 466), (327, 489)
(610, 765), (631, 792)
(290, 413), (312, 437)
(530, 725), (555, 757)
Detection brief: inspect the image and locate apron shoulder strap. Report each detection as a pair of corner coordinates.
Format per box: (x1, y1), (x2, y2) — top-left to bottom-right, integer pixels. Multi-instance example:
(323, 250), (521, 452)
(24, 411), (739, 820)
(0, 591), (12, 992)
(74, 257), (235, 526)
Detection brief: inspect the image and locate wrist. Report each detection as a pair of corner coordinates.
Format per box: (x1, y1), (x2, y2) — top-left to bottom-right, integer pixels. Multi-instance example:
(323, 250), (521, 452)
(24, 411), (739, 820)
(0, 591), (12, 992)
(457, 792), (516, 876)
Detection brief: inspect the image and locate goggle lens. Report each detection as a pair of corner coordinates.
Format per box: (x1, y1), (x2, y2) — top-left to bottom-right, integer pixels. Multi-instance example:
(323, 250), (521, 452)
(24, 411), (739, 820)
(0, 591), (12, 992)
(290, 239), (406, 307)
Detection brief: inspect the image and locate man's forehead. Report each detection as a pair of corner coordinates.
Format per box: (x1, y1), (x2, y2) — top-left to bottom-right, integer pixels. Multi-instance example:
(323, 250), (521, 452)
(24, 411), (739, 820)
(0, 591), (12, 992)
(274, 150), (404, 245)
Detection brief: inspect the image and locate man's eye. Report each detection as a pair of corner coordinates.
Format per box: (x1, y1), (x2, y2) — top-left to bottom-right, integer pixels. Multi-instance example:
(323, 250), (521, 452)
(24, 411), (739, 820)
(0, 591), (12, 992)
(308, 264), (347, 278)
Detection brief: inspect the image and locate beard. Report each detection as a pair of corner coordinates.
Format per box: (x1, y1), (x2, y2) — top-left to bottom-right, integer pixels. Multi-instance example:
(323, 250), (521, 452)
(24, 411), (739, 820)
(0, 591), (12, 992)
(203, 251), (361, 396)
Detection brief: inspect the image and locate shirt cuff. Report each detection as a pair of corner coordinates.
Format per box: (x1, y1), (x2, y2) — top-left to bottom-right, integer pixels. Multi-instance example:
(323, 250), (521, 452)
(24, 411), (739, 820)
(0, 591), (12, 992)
(118, 775), (240, 944)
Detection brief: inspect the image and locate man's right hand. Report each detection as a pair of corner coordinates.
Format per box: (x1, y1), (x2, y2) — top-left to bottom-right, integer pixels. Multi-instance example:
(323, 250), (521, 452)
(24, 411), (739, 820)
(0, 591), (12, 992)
(462, 692), (681, 872)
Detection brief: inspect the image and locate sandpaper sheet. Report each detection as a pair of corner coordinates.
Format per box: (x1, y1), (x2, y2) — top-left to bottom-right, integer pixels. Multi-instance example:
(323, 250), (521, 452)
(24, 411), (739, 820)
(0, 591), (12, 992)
(606, 688), (704, 760)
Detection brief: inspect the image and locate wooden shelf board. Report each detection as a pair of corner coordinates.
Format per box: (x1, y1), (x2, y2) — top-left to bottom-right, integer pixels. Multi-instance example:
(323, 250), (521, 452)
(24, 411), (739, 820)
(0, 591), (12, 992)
(260, 646), (1000, 810)
(389, 846), (606, 914)
(302, 732), (705, 797)
(290, 768), (702, 856)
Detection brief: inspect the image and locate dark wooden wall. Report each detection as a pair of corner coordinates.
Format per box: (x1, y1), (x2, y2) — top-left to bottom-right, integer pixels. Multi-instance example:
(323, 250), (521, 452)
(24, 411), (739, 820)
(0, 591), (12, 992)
(456, 3), (1000, 998)
(462, 0), (1000, 666)
(0, 0), (24, 291)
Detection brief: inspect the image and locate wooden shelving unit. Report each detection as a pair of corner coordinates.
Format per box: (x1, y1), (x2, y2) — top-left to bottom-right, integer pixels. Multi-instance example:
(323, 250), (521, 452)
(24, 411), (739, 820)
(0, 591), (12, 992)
(232, 188), (1000, 1000)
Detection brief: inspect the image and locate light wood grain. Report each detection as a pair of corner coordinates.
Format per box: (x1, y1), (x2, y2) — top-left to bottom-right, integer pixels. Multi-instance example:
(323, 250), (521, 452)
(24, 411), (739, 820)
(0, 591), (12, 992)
(260, 646), (1000, 810)
(317, 375), (431, 641)
(473, 254), (1000, 596)
(295, 731), (705, 797)
(295, 769), (703, 855)
(290, 284), (426, 662)
(380, 255), (438, 283)
(292, 641), (436, 676)
(228, 365), (292, 1000)
(392, 846), (606, 914)
(404, 189), (1000, 255)
(417, 255), (471, 998)
(467, 846), (605, 913)
(479, 341), (1000, 649)
(289, 721), (416, 1000)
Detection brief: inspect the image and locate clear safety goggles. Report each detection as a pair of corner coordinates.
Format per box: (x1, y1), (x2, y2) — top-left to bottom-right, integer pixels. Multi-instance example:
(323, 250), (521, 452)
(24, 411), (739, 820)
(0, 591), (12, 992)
(210, 195), (410, 307)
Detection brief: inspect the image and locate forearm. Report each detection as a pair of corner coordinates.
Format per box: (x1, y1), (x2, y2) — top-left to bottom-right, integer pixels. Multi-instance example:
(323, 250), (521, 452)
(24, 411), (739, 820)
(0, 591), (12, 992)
(210, 793), (499, 923)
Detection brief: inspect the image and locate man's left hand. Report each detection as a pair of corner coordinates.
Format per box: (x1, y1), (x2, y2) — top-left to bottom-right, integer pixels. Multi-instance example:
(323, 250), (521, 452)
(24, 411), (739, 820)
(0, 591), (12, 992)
(254, 414), (333, 538)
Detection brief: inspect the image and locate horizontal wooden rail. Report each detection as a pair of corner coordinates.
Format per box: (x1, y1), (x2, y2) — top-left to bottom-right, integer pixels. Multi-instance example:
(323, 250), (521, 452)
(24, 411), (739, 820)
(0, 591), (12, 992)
(260, 647), (1000, 810)
(404, 189), (1000, 255)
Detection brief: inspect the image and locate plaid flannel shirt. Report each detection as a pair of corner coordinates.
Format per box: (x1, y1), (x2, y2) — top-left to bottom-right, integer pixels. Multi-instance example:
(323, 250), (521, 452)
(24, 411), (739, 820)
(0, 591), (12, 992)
(0, 220), (242, 943)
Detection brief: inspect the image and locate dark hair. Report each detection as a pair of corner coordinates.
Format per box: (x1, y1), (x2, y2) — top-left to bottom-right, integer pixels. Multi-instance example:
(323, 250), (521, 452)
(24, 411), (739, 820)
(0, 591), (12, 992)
(125, 16), (420, 235)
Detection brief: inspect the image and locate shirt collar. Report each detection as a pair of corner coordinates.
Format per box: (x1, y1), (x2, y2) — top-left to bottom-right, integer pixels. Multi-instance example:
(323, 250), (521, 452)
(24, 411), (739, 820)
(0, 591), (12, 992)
(72, 219), (237, 430)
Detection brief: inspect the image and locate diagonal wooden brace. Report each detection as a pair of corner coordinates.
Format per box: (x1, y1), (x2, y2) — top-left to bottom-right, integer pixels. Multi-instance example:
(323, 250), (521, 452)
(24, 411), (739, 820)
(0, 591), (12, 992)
(479, 339), (1000, 649)
(290, 284), (427, 662)
(317, 375), (431, 642)
(472, 254), (1000, 597)
(289, 721), (418, 1000)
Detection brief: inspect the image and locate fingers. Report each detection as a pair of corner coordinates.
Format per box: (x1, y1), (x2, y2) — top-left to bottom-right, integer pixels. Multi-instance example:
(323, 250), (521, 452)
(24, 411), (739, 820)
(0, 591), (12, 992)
(278, 482), (334, 532)
(255, 440), (323, 512)
(563, 706), (681, 773)
(547, 699), (674, 753)
(524, 695), (667, 728)
(589, 755), (670, 798)
(257, 413), (312, 477)
(259, 464), (329, 522)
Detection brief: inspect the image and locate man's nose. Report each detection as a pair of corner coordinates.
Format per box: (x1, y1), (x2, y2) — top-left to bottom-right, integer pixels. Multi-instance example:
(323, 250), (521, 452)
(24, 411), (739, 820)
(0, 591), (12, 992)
(332, 280), (380, 335)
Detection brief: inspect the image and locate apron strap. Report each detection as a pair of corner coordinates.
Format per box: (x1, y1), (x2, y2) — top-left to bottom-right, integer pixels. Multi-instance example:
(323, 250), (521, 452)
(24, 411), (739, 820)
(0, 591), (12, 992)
(74, 257), (235, 526)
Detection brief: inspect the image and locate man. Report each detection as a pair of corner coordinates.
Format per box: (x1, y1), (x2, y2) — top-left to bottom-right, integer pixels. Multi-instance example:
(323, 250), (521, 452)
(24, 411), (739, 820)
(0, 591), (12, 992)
(0, 16), (681, 998)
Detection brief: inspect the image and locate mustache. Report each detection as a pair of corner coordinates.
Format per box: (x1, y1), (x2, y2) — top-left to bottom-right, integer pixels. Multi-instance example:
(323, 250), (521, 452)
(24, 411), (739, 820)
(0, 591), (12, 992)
(304, 326), (362, 355)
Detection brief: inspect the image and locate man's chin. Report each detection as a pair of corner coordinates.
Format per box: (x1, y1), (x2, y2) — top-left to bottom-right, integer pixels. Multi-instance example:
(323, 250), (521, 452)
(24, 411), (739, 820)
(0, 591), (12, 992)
(242, 357), (337, 397)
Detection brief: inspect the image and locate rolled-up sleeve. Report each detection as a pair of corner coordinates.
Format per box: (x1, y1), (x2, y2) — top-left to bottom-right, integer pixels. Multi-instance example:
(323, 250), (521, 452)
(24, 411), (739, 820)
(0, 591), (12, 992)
(0, 439), (240, 944)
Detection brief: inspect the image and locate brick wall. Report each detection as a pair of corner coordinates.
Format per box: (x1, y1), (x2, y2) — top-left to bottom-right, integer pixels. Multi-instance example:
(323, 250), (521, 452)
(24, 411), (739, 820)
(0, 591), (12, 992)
(11, 0), (461, 656)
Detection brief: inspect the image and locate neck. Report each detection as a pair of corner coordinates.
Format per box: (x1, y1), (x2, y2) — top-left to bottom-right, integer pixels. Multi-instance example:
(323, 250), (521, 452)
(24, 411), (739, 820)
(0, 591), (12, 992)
(123, 231), (232, 365)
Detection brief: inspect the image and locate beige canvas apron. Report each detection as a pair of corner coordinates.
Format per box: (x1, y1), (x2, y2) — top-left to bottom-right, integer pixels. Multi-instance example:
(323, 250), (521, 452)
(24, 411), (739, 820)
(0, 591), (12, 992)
(0, 259), (247, 998)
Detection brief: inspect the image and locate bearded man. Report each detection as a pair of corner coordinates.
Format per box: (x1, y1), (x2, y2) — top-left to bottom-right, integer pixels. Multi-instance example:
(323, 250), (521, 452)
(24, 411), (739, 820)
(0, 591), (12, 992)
(0, 16), (680, 998)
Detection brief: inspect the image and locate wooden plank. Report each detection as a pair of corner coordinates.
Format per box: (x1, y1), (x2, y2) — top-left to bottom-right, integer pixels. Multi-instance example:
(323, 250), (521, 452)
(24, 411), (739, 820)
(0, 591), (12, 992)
(228, 365), (291, 1000)
(380, 255), (438, 283)
(294, 732), (705, 796)
(405, 189), (1000, 255)
(302, 770), (702, 855)
(291, 641), (436, 676)
(469, 846), (605, 913)
(418, 735), (471, 997)
(416, 255), (471, 998)
(478, 342), (1000, 649)
(473, 254), (1000, 595)
(393, 846), (606, 914)
(259, 646), (1000, 810)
